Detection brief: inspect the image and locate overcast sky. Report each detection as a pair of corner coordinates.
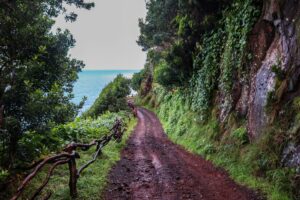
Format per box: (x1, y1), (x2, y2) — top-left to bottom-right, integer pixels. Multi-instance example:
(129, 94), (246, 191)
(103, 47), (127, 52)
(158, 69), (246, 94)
(54, 0), (147, 70)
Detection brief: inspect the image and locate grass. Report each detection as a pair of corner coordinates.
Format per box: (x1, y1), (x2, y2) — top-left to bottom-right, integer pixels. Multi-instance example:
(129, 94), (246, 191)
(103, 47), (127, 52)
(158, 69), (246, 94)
(140, 86), (296, 200)
(17, 118), (137, 200)
(161, 112), (292, 200)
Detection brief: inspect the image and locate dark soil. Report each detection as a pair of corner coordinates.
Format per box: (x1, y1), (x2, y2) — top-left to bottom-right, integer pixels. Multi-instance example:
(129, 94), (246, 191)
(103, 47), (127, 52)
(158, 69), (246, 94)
(104, 108), (263, 200)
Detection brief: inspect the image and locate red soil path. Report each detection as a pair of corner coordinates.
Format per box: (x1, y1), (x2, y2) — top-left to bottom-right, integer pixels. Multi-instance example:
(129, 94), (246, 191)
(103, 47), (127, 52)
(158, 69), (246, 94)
(104, 108), (263, 200)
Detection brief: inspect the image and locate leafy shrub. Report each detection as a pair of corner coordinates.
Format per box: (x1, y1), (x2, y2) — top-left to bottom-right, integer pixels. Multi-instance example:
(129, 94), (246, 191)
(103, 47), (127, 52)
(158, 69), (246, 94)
(153, 40), (194, 89)
(17, 131), (61, 165)
(176, 15), (194, 37)
(53, 111), (130, 144)
(191, 29), (224, 119)
(231, 127), (249, 145)
(16, 111), (130, 166)
(0, 169), (9, 184)
(154, 60), (179, 88)
(272, 65), (286, 81)
(84, 75), (131, 117)
(191, 0), (260, 119)
(131, 69), (146, 91)
(164, 40), (193, 87)
(220, 0), (260, 94)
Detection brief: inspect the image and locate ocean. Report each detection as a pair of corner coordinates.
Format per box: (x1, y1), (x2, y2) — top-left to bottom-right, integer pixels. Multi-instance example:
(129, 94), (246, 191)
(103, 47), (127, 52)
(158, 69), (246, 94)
(72, 70), (139, 112)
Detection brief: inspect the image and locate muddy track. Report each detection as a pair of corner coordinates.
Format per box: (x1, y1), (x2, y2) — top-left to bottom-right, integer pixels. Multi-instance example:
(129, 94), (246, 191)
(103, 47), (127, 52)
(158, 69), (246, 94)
(104, 108), (263, 200)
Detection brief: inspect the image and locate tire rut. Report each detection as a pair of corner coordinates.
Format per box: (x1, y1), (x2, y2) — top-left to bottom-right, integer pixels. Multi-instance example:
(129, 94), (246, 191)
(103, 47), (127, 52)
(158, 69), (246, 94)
(104, 108), (263, 200)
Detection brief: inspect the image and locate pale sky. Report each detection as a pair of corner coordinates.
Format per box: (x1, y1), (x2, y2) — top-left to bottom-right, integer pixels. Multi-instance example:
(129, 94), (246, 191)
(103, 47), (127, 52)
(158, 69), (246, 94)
(54, 0), (147, 70)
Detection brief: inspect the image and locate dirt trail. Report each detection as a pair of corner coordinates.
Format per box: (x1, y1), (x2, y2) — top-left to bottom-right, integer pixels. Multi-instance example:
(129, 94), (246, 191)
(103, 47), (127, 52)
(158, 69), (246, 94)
(104, 108), (262, 200)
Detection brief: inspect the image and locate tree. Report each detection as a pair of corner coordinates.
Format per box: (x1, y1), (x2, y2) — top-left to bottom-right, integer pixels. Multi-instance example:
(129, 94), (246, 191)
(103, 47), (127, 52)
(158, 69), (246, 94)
(0, 0), (94, 168)
(138, 0), (226, 88)
(137, 0), (179, 51)
(131, 69), (146, 91)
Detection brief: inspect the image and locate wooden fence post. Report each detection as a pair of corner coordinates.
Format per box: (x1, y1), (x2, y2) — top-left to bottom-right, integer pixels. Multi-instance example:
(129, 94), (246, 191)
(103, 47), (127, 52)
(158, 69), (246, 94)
(11, 119), (124, 200)
(68, 154), (78, 198)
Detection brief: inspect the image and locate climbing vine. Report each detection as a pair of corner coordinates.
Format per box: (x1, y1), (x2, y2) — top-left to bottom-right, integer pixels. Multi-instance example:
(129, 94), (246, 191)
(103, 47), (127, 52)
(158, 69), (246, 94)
(191, 0), (260, 120)
(191, 29), (225, 119)
(220, 0), (260, 93)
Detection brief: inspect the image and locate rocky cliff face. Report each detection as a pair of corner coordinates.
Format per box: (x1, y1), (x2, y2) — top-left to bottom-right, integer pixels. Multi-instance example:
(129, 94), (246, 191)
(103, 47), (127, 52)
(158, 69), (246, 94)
(235, 0), (300, 167)
(215, 0), (300, 167)
(140, 1), (300, 197)
(229, 0), (300, 140)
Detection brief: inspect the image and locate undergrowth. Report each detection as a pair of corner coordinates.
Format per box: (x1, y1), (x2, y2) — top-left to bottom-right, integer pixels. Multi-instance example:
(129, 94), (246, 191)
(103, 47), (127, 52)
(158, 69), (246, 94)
(6, 116), (137, 200)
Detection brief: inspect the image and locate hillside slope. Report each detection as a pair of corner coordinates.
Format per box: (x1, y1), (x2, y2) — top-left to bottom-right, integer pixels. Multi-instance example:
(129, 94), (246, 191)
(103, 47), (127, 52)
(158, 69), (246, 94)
(135, 0), (300, 199)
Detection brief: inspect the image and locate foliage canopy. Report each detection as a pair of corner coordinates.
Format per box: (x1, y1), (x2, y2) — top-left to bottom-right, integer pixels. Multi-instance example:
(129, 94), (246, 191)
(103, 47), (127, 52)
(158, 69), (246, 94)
(0, 0), (94, 168)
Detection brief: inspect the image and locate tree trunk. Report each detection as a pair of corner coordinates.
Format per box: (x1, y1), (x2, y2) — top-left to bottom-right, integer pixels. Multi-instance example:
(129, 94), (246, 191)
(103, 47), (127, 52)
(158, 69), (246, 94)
(68, 156), (78, 198)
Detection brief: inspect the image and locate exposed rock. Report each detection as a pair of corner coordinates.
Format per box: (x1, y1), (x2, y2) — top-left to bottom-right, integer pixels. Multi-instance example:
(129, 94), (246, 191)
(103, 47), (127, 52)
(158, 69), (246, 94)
(235, 84), (249, 117)
(248, 0), (300, 139)
(248, 35), (280, 139)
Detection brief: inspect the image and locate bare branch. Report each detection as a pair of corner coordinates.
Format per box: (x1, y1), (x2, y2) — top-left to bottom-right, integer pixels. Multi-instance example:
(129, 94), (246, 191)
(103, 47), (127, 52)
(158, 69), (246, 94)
(77, 143), (103, 176)
(31, 159), (70, 200)
(11, 153), (74, 200)
(11, 118), (126, 200)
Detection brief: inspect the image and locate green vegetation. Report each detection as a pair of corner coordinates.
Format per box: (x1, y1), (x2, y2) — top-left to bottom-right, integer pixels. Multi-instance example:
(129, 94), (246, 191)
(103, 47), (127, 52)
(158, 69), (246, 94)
(0, 0), (94, 170)
(191, 0), (260, 119)
(138, 0), (227, 88)
(83, 75), (131, 118)
(191, 29), (224, 119)
(137, 0), (179, 50)
(135, 0), (300, 198)
(0, 71), (137, 199)
(8, 115), (137, 200)
(219, 0), (259, 94)
(153, 60), (182, 88)
(0, 71), (136, 198)
(0, 2), (138, 198)
(271, 61), (286, 81)
(52, 112), (129, 144)
(266, 58), (287, 115)
(137, 0), (260, 118)
(2, 0), (299, 199)
(131, 69), (147, 91)
(141, 85), (297, 200)
(16, 111), (130, 167)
